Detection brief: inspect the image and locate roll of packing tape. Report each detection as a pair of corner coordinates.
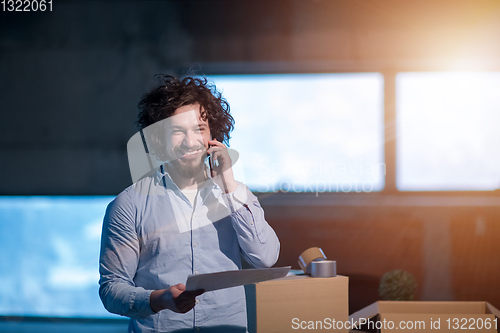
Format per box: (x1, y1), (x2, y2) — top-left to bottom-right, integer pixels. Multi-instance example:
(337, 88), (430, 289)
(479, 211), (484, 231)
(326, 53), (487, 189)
(311, 260), (337, 278)
(298, 247), (327, 274)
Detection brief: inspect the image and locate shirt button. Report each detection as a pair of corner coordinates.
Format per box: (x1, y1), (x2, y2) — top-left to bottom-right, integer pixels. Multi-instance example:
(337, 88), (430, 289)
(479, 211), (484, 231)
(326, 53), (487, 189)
(193, 242), (197, 247)
(195, 271), (199, 274)
(196, 299), (200, 304)
(250, 222), (254, 225)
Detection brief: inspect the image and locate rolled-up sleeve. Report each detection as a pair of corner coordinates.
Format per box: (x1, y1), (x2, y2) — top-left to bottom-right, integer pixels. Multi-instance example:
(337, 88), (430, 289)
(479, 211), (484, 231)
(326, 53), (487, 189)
(98, 189), (155, 319)
(223, 183), (280, 268)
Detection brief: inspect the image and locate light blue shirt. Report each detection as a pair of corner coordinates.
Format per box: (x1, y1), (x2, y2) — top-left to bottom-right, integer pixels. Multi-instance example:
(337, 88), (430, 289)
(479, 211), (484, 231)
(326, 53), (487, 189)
(99, 165), (280, 332)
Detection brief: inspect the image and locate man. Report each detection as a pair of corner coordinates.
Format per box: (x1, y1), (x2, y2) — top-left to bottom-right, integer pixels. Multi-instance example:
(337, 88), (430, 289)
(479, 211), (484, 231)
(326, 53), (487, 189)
(99, 75), (280, 332)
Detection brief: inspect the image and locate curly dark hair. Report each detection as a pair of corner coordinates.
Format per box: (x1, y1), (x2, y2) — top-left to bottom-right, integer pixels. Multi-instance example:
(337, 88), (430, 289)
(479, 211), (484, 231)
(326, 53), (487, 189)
(137, 75), (234, 146)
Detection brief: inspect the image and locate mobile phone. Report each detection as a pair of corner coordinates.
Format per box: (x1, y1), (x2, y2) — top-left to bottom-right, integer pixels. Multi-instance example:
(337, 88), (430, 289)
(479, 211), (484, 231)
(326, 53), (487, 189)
(208, 153), (213, 176)
(206, 138), (214, 177)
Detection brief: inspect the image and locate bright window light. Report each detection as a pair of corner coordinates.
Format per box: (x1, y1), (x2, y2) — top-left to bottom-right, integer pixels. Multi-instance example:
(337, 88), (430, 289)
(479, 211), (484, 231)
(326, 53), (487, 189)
(397, 72), (500, 191)
(209, 73), (385, 193)
(0, 196), (119, 318)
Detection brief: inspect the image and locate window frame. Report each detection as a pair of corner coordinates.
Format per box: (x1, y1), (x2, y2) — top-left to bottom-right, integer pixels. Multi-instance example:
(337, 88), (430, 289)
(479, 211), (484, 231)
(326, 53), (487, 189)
(184, 60), (500, 199)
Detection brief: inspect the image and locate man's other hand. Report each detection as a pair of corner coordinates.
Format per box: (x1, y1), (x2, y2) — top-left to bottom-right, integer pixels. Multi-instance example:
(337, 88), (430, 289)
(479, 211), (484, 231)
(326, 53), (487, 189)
(150, 283), (205, 313)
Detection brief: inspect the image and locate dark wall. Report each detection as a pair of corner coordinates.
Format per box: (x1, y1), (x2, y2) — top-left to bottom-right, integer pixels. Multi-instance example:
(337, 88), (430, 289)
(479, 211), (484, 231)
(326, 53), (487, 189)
(1, 0), (500, 312)
(1, 1), (188, 194)
(2, 0), (500, 194)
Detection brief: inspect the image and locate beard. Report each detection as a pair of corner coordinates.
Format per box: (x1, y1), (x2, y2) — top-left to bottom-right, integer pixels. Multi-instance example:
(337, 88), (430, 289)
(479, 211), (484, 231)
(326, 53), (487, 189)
(168, 149), (207, 179)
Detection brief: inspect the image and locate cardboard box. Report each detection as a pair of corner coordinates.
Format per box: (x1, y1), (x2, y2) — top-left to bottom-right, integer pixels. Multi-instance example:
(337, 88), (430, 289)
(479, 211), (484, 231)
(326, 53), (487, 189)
(245, 275), (349, 333)
(350, 301), (500, 333)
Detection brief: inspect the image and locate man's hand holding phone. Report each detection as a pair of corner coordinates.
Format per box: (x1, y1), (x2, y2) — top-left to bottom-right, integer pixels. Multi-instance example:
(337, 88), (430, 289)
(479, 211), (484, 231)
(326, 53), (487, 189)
(207, 138), (238, 193)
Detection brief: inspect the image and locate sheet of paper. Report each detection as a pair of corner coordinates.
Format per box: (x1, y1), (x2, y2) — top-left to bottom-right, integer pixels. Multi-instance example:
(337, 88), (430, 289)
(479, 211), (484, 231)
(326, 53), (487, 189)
(185, 266), (291, 292)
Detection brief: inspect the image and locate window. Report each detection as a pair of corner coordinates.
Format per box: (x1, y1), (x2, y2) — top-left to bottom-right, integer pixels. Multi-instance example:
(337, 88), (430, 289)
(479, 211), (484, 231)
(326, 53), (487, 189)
(0, 196), (118, 318)
(397, 72), (500, 191)
(209, 73), (385, 193)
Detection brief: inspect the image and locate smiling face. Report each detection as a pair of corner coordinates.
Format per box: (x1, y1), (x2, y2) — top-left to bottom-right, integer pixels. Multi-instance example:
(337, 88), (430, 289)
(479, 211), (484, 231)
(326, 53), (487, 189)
(164, 103), (211, 179)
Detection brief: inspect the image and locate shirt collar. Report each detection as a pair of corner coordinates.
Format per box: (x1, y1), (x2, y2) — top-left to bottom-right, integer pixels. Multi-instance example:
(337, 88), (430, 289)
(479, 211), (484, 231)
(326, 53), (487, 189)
(156, 163), (218, 192)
